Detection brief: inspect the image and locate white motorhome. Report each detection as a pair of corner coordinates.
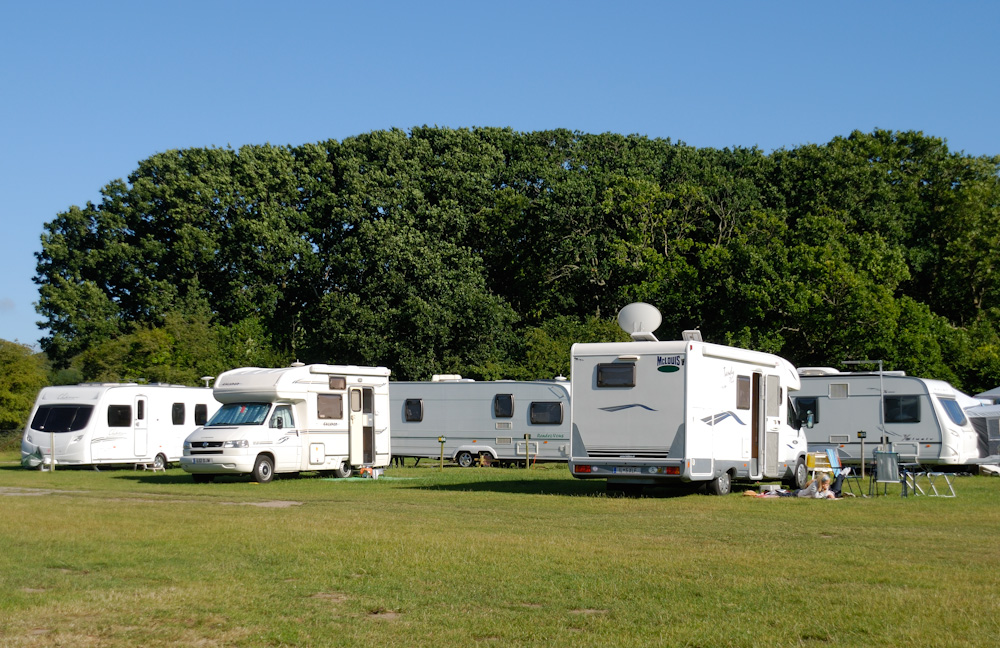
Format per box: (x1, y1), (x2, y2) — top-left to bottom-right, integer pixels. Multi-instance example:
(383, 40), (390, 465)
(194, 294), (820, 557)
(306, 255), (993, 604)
(21, 383), (220, 470)
(180, 363), (391, 483)
(569, 304), (808, 495)
(390, 376), (572, 467)
(795, 368), (982, 466)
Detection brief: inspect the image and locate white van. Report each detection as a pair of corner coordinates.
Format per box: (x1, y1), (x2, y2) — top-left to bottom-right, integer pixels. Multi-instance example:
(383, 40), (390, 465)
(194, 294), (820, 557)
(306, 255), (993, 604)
(795, 368), (982, 465)
(390, 376), (571, 467)
(569, 304), (808, 495)
(180, 363), (391, 483)
(21, 383), (220, 470)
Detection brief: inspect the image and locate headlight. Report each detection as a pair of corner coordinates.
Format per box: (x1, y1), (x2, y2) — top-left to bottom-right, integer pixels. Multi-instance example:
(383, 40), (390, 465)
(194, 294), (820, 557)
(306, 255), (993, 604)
(223, 439), (249, 448)
(183, 441), (191, 449)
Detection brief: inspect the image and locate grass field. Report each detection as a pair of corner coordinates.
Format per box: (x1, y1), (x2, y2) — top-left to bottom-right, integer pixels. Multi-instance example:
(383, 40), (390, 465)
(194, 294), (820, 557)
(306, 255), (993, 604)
(1, 454), (998, 648)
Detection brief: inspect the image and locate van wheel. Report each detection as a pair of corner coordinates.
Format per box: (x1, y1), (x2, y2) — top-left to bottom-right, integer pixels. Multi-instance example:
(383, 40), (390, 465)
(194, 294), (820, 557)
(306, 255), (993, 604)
(708, 471), (732, 496)
(252, 455), (274, 483)
(334, 463), (352, 479)
(193, 474), (214, 483)
(456, 451), (474, 468)
(786, 457), (808, 490)
(153, 453), (167, 470)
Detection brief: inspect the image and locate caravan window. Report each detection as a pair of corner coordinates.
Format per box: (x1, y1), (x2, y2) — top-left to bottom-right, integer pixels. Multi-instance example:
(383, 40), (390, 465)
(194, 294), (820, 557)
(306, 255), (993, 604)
(404, 399), (423, 422)
(938, 398), (967, 426)
(529, 402), (563, 424)
(736, 376), (751, 410)
(494, 394), (514, 418)
(172, 403), (185, 425)
(194, 404), (208, 425)
(795, 397), (820, 424)
(30, 405), (93, 433)
(137, 399), (145, 421)
(363, 388), (374, 414)
(329, 376), (346, 390)
(107, 405), (132, 427)
(884, 396), (920, 423)
(318, 394), (344, 420)
(597, 363), (635, 388)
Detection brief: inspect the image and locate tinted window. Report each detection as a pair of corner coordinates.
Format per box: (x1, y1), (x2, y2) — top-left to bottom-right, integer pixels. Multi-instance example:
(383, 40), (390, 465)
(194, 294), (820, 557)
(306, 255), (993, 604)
(270, 405), (294, 428)
(30, 405), (94, 433)
(494, 394), (514, 418)
(597, 363), (635, 388)
(404, 399), (423, 422)
(194, 404), (208, 425)
(530, 402), (563, 424)
(737, 376), (751, 410)
(172, 403), (185, 425)
(885, 396), (920, 423)
(107, 405), (132, 427)
(796, 397), (820, 424)
(938, 398), (967, 426)
(318, 394), (343, 419)
(328, 376), (346, 390)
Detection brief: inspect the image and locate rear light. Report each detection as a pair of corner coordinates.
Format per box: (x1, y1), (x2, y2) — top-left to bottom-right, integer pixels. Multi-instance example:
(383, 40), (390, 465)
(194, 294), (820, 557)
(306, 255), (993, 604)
(574, 465), (592, 474)
(665, 466), (680, 475)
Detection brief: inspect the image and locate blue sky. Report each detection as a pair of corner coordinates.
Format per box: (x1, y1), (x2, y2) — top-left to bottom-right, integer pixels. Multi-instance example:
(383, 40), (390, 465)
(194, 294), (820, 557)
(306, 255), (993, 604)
(2, 1), (998, 350)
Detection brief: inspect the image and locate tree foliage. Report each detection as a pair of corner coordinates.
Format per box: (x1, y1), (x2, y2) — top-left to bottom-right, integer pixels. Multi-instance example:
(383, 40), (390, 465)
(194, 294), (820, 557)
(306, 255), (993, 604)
(31, 128), (1000, 391)
(0, 341), (48, 430)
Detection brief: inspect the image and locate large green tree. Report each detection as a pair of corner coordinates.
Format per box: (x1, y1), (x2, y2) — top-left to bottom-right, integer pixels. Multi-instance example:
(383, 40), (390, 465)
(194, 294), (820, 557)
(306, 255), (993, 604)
(0, 341), (48, 430)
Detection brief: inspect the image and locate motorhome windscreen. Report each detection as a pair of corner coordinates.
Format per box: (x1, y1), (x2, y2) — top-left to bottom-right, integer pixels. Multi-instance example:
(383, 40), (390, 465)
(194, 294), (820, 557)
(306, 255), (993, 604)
(795, 397), (820, 423)
(30, 405), (94, 432)
(938, 398), (967, 425)
(207, 403), (271, 426)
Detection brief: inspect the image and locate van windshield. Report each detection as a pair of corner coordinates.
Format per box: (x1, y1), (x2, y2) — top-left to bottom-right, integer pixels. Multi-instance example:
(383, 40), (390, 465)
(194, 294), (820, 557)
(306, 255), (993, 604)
(30, 405), (94, 432)
(207, 403), (271, 426)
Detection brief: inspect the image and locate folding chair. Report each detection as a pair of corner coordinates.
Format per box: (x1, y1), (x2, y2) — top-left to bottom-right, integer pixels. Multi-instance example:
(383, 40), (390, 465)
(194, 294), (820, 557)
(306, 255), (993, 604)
(825, 448), (863, 496)
(869, 451), (902, 496)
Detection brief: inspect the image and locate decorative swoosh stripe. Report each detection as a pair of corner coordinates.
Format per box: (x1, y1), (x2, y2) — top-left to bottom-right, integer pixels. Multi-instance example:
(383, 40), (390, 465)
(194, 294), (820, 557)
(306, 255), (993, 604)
(701, 411), (746, 426)
(599, 404), (657, 412)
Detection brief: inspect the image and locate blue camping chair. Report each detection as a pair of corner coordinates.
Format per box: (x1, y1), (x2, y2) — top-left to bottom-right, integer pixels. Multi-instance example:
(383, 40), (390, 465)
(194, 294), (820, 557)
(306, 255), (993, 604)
(825, 448), (863, 496)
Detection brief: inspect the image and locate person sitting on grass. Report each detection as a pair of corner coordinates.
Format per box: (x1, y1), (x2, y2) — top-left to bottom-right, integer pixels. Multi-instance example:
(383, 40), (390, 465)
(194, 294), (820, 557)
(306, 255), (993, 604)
(744, 472), (844, 499)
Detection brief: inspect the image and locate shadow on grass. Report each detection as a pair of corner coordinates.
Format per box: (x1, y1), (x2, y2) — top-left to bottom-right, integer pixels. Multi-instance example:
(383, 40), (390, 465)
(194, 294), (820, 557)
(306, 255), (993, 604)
(409, 478), (700, 499)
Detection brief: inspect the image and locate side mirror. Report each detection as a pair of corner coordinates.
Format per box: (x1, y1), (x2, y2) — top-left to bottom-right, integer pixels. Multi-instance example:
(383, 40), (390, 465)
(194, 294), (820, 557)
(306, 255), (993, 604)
(805, 410), (814, 429)
(275, 418), (284, 429)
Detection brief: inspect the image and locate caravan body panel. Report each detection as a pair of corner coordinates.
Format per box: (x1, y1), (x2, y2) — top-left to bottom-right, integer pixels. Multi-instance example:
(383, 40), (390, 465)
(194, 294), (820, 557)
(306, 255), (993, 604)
(569, 340), (805, 486)
(389, 379), (571, 464)
(21, 384), (220, 468)
(796, 372), (981, 465)
(180, 364), (391, 479)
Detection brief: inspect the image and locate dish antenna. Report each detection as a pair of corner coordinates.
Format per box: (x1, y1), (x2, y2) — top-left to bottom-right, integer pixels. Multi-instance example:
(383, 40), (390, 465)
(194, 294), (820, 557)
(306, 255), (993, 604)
(617, 302), (661, 341)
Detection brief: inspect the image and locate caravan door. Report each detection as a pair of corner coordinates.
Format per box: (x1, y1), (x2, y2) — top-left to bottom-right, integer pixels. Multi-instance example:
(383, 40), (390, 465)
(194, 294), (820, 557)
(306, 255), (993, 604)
(762, 374), (781, 478)
(349, 387), (376, 466)
(133, 395), (148, 457)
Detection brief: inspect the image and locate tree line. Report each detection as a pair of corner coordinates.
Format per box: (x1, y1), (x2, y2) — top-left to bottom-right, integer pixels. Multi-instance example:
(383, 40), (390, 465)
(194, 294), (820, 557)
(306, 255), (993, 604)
(23, 127), (1000, 400)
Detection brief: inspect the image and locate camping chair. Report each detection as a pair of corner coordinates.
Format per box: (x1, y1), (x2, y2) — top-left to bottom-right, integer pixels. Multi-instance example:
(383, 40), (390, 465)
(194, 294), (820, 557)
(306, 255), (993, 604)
(825, 448), (863, 496)
(870, 451), (903, 496)
(806, 452), (834, 480)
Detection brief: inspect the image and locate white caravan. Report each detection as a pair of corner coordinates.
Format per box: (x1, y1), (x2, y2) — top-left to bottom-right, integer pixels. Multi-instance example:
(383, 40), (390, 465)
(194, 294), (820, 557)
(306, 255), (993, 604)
(390, 376), (572, 467)
(795, 368), (982, 466)
(180, 363), (391, 483)
(569, 304), (808, 495)
(21, 383), (220, 470)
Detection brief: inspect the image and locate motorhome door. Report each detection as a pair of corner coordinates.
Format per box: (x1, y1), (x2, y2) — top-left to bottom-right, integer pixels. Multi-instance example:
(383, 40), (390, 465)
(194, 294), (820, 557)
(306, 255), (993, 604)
(133, 395), (148, 456)
(763, 374), (781, 477)
(349, 387), (376, 466)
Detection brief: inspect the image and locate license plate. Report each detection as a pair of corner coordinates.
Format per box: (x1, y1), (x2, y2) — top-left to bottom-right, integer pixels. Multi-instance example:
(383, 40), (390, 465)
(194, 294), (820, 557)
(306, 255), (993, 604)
(612, 467), (640, 474)
(193, 458), (213, 464)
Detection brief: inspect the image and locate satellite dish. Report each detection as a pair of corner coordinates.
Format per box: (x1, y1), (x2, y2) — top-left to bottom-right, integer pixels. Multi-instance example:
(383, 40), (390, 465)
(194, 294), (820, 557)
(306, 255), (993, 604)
(617, 303), (661, 341)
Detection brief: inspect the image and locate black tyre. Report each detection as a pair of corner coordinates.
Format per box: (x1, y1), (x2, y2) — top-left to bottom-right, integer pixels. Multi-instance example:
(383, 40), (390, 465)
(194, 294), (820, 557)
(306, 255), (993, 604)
(786, 457), (808, 490)
(153, 453), (167, 470)
(252, 455), (274, 483)
(333, 462), (352, 478)
(456, 451), (474, 468)
(192, 473), (215, 483)
(708, 471), (732, 496)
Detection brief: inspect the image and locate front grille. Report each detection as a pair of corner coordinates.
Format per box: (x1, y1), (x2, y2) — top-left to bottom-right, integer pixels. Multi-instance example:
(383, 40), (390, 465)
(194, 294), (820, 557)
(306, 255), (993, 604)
(190, 449), (224, 455)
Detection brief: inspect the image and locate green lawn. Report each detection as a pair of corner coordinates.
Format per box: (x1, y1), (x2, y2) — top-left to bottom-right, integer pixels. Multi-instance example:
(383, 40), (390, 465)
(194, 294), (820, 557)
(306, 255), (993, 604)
(1, 455), (998, 647)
